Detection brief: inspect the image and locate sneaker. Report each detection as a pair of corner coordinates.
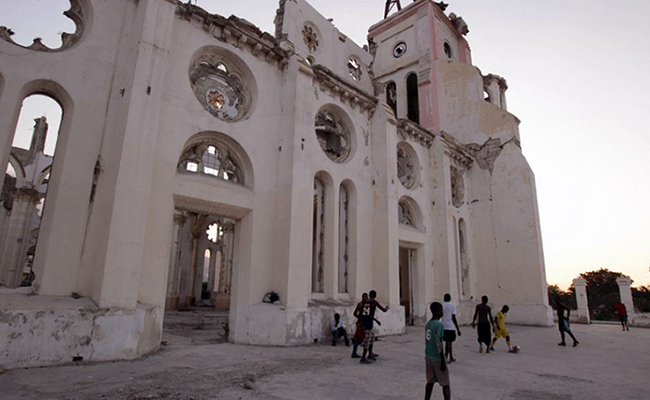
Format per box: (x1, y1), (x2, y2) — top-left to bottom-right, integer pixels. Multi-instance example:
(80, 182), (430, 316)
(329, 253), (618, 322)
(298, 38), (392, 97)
(360, 358), (372, 364)
(448, 358), (456, 363)
(351, 353), (361, 358)
(369, 353), (380, 358)
(558, 342), (566, 346)
(368, 355), (377, 361)
(573, 342), (579, 347)
(490, 347), (495, 351)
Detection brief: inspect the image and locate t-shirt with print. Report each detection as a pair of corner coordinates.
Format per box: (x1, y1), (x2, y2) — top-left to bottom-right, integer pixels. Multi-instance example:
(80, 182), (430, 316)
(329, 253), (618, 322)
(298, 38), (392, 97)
(425, 319), (444, 364)
(442, 302), (457, 331)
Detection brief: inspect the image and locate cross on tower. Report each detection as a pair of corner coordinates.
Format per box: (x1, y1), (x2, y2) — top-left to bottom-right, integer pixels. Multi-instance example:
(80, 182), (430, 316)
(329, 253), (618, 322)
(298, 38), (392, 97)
(384, 0), (402, 19)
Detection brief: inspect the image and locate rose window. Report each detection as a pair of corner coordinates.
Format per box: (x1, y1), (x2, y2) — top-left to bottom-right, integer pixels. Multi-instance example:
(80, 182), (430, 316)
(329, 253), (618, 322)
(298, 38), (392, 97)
(190, 55), (250, 122)
(315, 110), (351, 163)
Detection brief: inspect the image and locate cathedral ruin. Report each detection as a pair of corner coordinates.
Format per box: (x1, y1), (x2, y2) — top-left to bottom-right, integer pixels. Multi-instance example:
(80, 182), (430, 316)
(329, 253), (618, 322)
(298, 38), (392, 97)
(0, 0), (552, 368)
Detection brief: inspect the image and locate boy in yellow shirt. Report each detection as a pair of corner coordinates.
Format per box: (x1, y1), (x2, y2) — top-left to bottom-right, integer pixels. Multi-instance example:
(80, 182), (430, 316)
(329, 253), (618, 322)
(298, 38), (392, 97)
(491, 305), (515, 353)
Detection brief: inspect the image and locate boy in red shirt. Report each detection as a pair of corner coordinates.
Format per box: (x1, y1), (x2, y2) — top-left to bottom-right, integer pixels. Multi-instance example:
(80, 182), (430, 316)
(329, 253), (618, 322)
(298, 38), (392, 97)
(615, 301), (630, 331)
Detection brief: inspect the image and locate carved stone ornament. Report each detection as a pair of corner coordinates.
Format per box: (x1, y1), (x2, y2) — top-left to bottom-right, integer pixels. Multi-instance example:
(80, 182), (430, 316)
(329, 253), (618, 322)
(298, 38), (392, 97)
(315, 110), (351, 163)
(190, 55), (250, 122)
(397, 147), (416, 189)
(302, 25), (319, 52)
(398, 200), (415, 227)
(0, 0), (87, 52)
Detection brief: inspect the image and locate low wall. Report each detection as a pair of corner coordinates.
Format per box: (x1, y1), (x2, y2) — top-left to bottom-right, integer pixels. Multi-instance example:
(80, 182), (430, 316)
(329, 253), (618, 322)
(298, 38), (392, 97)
(0, 293), (162, 369)
(235, 300), (405, 346)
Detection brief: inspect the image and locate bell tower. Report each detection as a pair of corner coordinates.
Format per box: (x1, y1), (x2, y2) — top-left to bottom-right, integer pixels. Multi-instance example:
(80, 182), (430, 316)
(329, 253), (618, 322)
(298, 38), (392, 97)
(384, 0), (402, 19)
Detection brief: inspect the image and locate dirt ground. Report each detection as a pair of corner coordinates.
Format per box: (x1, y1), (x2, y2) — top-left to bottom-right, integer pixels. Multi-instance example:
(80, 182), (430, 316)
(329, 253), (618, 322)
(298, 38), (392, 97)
(1, 312), (648, 400)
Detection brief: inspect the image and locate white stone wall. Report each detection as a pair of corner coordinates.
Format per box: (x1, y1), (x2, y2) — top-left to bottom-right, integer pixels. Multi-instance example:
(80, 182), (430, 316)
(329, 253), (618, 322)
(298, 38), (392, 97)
(0, 0), (552, 368)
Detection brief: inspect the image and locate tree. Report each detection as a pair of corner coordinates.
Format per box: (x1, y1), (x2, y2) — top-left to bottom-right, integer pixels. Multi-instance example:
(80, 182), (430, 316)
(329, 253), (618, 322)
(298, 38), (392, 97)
(547, 284), (576, 309)
(578, 268), (627, 321)
(632, 285), (650, 313)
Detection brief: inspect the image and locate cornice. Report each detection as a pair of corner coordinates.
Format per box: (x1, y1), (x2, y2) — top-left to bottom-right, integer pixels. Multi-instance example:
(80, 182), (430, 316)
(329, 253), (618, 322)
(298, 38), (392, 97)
(312, 65), (378, 115)
(397, 119), (435, 148)
(440, 131), (474, 169)
(176, 3), (290, 70)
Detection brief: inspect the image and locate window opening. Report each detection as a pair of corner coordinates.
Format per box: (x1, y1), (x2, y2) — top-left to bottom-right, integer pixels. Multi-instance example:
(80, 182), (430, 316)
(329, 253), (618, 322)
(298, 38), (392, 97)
(312, 178), (325, 293)
(459, 219), (470, 298)
(1, 94), (62, 288)
(398, 200), (415, 227)
(315, 110), (351, 163)
(443, 41), (453, 60)
(393, 42), (407, 58)
(397, 146), (416, 189)
(386, 82), (397, 117)
(190, 55), (250, 122)
(406, 73), (420, 124)
(347, 57), (362, 81)
(0, 0), (78, 50)
(450, 167), (464, 208)
(302, 25), (319, 52)
(338, 185), (349, 293)
(179, 140), (244, 184)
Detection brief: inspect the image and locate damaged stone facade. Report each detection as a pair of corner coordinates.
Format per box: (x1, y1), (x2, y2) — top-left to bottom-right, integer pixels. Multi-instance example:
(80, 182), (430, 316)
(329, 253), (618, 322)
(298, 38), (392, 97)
(0, 0), (551, 369)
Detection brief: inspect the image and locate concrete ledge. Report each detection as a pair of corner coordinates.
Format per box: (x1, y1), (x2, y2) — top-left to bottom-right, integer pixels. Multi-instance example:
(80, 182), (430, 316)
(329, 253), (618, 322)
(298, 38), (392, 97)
(233, 301), (405, 346)
(0, 294), (162, 369)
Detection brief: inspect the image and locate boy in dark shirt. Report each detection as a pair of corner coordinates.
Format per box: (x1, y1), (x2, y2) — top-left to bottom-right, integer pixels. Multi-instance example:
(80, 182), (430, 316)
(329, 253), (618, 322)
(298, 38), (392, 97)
(425, 302), (450, 400)
(358, 290), (389, 364)
(472, 295), (494, 354)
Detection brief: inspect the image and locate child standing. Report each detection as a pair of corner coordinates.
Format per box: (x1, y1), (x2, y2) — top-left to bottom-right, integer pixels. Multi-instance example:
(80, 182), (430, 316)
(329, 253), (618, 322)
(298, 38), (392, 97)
(425, 302), (451, 400)
(491, 305), (515, 352)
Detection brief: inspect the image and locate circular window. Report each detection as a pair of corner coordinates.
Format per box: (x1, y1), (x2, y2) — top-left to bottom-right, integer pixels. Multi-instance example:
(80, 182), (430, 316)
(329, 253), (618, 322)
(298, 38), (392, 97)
(315, 109), (352, 163)
(393, 42), (407, 58)
(397, 143), (420, 189)
(190, 53), (251, 122)
(443, 41), (453, 60)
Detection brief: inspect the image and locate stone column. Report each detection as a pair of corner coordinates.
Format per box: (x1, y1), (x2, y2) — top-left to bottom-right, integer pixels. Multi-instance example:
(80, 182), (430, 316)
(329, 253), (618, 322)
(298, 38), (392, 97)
(165, 213), (186, 309)
(573, 278), (590, 324)
(616, 276), (634, 317)
(0, 189), (40, 287)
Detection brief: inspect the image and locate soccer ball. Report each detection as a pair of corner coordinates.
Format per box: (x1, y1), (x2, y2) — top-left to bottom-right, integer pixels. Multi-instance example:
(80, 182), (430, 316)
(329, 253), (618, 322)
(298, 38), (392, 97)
(510, 345), (521, 353)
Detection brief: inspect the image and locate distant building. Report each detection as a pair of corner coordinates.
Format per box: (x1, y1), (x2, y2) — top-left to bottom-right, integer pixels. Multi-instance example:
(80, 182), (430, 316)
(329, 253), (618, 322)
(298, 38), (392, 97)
(0, 0), (552, 369)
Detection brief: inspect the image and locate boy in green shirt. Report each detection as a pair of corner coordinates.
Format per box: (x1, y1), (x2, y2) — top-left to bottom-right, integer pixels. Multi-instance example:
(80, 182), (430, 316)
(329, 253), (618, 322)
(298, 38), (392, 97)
(425, 302), (450, 400)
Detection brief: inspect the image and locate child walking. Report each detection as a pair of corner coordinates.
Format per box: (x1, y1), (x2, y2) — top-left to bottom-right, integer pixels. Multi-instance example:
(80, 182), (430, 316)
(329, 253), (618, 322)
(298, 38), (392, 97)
(425, 302), (451, 400)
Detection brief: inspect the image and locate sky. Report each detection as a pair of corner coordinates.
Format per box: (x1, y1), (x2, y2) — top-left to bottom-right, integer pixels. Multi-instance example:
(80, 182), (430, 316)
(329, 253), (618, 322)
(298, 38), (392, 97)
(1, 0), (649, 289)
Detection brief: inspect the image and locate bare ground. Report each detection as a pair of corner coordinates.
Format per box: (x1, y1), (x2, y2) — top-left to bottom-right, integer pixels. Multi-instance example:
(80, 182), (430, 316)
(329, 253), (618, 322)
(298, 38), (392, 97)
(0, 312), (648, 400)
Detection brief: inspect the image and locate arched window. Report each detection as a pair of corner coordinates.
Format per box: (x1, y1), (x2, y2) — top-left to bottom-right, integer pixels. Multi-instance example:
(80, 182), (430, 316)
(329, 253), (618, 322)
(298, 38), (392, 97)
(178, 140), (244, 184)
(458, 218), (470, 298)
(406, 73), (419, 124)
(338, 185), (349, 293)
(386, 81), (397, 117)
(1, 94), (62, 288)
(312, 177), (325, 293)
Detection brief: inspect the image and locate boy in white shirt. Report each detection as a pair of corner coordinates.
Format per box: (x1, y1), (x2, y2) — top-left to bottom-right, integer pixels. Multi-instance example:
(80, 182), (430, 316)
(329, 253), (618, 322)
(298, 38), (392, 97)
(442, 294), (462, 363)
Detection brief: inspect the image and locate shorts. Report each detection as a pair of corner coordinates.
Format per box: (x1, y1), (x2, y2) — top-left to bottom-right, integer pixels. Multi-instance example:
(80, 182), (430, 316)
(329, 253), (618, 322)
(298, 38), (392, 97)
(443, 330), (456, 342)
(620, 315), (628, 323)
(494, 327), (509, 339)
(425, 359), (450, 386)
(361, 329), (375, 349)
